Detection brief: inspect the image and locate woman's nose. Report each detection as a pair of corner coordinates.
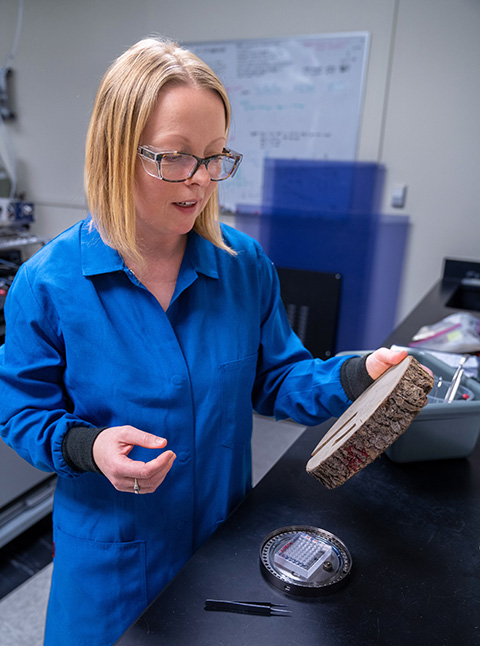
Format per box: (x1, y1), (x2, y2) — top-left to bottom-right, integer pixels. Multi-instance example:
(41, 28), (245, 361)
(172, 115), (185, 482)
(187, 162), (211, 186)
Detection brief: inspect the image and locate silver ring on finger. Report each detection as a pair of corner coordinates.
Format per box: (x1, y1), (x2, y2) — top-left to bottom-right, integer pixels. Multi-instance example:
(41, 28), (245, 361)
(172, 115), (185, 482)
(134, 478), (140, 494)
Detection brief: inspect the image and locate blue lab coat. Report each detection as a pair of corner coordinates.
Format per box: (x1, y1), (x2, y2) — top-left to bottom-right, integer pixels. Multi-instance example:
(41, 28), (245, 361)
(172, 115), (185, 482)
(0, 219), (353, 645)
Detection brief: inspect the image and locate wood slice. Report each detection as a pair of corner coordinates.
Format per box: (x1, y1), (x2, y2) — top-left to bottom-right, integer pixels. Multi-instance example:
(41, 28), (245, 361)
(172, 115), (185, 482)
(306, 356), (434, 489)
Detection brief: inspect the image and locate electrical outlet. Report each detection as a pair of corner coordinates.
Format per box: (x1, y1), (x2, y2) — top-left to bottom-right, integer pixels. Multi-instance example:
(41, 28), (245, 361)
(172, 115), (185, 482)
(391, 184), (407, 209)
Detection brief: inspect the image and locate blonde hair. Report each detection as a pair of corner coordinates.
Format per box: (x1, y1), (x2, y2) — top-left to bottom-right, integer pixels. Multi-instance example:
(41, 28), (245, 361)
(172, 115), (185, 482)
(85, 36), (234, 262)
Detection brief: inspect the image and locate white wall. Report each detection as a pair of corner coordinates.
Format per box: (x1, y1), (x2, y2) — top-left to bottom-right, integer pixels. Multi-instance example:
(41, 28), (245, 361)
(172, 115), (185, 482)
(1, 0), (479, 326)
(379, 0), (480, 319)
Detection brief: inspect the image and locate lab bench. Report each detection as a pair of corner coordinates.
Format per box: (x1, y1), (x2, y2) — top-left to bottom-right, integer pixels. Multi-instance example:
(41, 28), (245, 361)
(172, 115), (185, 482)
(116, 424), (480, 646)
(382, 257), (480, 348)
(116, 258), (480, 646)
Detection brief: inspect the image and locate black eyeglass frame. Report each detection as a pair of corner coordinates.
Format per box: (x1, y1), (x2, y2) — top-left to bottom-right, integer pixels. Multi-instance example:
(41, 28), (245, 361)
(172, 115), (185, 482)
(137, 145), (243, 182)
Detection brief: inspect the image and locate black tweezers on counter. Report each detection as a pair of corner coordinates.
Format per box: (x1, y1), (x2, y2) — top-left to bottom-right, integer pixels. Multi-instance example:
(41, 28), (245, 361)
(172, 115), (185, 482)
(204, 599), (291, 616)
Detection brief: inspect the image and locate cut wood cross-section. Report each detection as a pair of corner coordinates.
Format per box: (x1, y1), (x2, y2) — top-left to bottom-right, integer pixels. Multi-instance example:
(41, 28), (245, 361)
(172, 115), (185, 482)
(306, 356), (434, 489)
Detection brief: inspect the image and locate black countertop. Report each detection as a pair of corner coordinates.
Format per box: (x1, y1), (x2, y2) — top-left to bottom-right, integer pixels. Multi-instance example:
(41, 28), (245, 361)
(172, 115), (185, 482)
(383, 257), (480, 349)
(116, 261), (480, 646)
(116, 428), (480, 646)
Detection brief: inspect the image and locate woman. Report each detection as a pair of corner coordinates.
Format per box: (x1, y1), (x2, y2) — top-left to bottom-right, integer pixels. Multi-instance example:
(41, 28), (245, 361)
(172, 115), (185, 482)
(0, 37), (406, 645)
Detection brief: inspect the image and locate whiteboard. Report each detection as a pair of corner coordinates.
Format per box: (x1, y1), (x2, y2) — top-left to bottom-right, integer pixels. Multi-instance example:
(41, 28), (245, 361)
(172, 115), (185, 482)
(187, 33), (370, 212)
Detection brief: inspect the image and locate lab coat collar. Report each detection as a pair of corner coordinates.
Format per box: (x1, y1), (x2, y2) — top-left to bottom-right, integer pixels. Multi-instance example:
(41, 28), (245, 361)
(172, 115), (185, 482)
(186, 228), (219, 280)
(80, 218), (123, 276)
(80, 217), (219, 279)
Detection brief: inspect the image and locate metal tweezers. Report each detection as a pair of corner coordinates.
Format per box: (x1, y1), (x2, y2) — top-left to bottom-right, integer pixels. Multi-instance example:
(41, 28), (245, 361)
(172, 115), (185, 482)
(444, 354), (468, 403)
(204, 599), (291, 616)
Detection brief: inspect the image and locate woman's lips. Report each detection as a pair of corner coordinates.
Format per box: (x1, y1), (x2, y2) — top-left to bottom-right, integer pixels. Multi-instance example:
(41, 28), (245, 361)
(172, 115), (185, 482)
(172, 200), (200, 215)
(175, 201), (196, 207)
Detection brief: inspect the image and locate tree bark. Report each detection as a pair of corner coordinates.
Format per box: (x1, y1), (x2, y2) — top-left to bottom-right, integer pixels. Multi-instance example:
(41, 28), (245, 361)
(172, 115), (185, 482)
(306, 356), (434, 489)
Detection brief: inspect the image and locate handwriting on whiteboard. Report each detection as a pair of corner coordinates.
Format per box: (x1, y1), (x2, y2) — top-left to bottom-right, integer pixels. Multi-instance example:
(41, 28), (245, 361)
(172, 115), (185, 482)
(187, 33), (369, 211)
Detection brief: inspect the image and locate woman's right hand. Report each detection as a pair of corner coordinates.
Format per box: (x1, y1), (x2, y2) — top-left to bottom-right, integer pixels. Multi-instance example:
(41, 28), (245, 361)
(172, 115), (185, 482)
(92, 425), (176, 494)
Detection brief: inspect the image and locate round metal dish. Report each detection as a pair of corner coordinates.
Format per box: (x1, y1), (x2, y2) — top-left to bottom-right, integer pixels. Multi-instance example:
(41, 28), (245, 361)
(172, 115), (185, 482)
(259, 525), (352, 597)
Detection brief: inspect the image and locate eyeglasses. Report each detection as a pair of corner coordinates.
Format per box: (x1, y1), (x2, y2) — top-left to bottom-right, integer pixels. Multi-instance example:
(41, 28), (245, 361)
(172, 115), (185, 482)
(137, 145), (243, 182)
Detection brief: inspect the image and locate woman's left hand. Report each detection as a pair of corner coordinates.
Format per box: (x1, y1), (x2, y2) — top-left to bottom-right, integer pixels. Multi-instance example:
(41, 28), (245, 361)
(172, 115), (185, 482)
(365, 347), (409, 380)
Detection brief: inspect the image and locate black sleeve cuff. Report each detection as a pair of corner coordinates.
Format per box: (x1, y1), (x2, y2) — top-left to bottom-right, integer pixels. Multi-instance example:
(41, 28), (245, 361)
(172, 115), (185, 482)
(62, 426), (106, 473)
(340, 354), (374, 401)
